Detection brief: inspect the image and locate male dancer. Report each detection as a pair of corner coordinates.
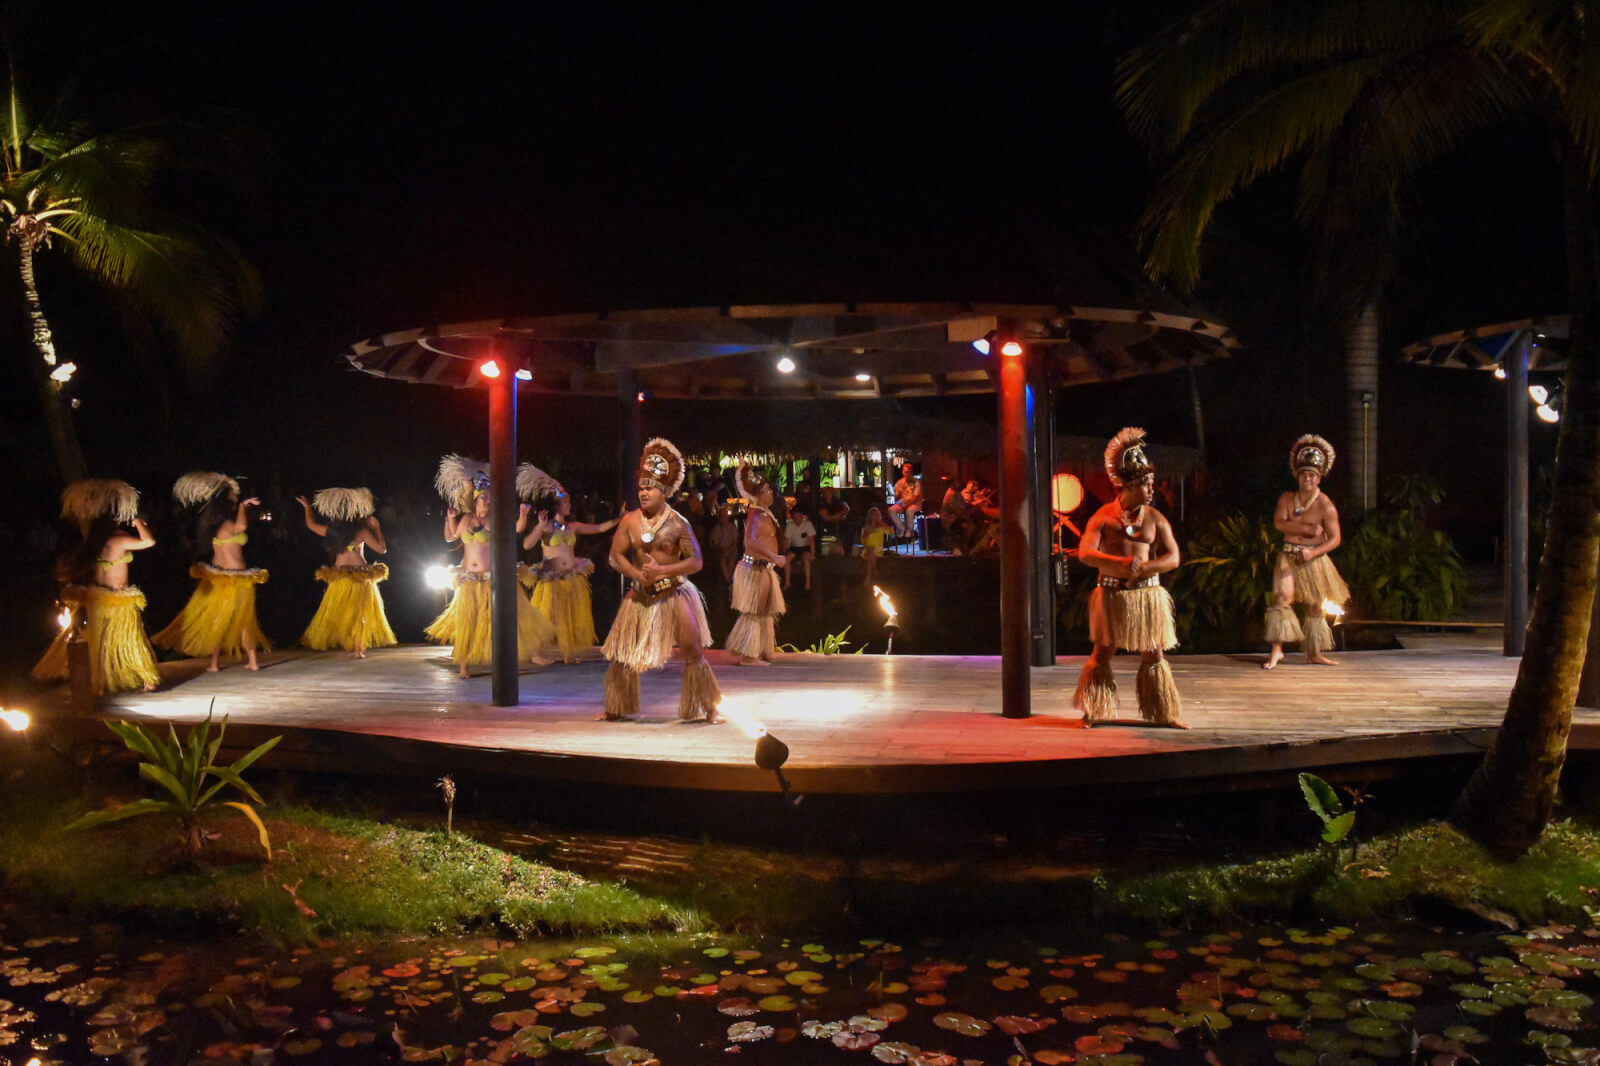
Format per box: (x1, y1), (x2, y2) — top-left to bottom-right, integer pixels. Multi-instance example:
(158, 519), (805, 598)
(1264, 434), (1349, 669)
(726, 461), (787, 665)
(600, 438), (721, 721)
(1073, 427), (1186, 728)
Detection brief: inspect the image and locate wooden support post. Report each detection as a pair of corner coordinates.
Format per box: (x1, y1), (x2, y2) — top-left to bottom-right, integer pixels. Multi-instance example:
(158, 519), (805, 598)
(996, 328), (1032, 718)
(1506, 332), (1529, 656)
(67, 628), (94, 717)
(617, 369), (641, 515)
(489, 358), (519, 707)
(1028, 347), (1056, 666)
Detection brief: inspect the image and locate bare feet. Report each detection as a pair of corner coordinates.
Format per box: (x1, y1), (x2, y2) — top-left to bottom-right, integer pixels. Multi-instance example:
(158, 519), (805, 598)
(245, 663), (261, 671)
(1262, 649), (1284, 670)
(737, 656), (772, 667)
(1165, 720), (1191, 730)
(143, 681), (159, 692)
(596, 711), (634, 721)
(1307, 654), (1339, 666)
(206, 664), (221, 673)
(532, 655), (556, 667)
(458, 669), (471, 680)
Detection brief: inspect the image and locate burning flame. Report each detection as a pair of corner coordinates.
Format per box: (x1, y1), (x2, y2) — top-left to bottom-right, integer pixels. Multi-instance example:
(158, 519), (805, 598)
(0, 709), (30, 732)
(872, 585), (897, 619)
(716, 698), (767, 740)
(56, 607), (72, 630)
(1322, 600), (1347, 620)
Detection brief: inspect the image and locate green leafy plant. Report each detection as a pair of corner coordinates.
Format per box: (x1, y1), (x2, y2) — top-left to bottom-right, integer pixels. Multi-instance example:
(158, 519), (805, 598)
(1161, 513), (1279, 649)
(779, 626), (864, 654)
(437, 775), (456, 837)
(1299, 772), (1357, 846)
(1342, 477), (1467, 620)
(62, 709), (281, 857)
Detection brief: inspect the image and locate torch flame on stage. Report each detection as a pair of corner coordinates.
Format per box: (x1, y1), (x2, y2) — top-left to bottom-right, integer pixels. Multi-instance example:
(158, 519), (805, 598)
(873, 585), (900, 654)
(1321, 600), (1346, 621)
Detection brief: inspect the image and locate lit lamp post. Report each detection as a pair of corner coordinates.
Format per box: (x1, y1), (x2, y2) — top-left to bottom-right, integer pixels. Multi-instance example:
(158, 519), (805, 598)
(477, 352), (526, 707)
(995, 331), (1031, 719)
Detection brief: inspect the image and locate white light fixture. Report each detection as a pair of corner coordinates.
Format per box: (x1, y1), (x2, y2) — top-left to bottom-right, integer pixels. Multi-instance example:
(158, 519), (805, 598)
(776, 355), (796, 374)
(514, 368), (532, 381)
(1537, 403), (1560, 423)
(50, 361), (76, 383)
(971, 338), (990, 356)
(1529, 384), (1549, 404)
(424, 564), (454, 590)
(1493, 365), (1507, 380)
(0, 709), (29, 732)
(854, 373), (871, 382)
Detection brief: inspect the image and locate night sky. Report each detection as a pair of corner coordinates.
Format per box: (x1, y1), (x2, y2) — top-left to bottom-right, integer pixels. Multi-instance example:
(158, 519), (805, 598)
(0, 1), (1570, 552)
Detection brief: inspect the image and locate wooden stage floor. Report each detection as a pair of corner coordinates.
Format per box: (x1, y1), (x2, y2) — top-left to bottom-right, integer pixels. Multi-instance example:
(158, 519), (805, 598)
(63, 631), (1600, 794)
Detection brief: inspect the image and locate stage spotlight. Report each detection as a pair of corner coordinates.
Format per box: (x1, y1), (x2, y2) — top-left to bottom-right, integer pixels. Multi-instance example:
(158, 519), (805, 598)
(1537, 403), (1560, 423)
(1529, 384), (1549, 404)
(754, 732), (795, 801)
(776, 355), (796, 374)
(0, 709), (30, 732)
(514, 368), (533, 381)
(855, 372), (871, 382)
(424, 564), (455, 590)
(1000, 340), (1023, 358)
(972, 329), (998, 356)
(478, 359), (502, 379)
(1493, 365), (1507, 380)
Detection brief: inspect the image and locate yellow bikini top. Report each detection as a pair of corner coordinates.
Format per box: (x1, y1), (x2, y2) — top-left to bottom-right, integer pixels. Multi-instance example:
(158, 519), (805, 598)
(98, 552), (133, 567)
(461, 528), (490, 544)
(345, 542), (360, 553)
(213, 531), (248, 546)
(544, 528), (577, 547)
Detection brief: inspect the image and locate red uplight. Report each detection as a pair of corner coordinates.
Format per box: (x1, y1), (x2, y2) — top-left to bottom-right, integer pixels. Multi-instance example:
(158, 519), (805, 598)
(1000, 340), (1024, 358)
(478, 359), (502, 379)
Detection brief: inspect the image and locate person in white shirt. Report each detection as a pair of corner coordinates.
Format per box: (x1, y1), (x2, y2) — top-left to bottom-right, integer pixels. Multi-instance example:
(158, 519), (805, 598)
(783, 505), (817, 591)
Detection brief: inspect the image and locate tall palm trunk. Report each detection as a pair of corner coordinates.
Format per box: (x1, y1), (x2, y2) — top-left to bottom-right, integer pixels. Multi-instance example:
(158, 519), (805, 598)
(11, 220), (86, 483)
(1344, 301), (1380, 514)
(1452, 147), (1600, 858)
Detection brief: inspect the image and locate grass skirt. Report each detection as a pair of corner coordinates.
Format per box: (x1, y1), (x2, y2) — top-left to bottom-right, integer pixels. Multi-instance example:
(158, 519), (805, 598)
(1286, 552), (1350, 607)
(425, 573), (556, 666)
(1073, 659), (1117, 722)
(531, 562), (597, 663)
(1088, 585), (1177, 652)
(601, 580), (712, 674)
(730, 560), (786, 616)
(1136, 659), (1182, 726)
(152, 564), (272, 658)
(1263, 604), (1304, 643)
(33, 585), (161, 694)
(302, 564), (397, 652)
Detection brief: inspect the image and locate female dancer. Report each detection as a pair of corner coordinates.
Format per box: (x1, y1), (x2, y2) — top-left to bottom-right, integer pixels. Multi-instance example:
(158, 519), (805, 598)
(517, 464), (619, 663)
(32, 479), (161, 694)
(297, 487), (397, 658)
(424, 455), (556, 677)
(861, 506), (890, 588)
(153, 471), (270, 671)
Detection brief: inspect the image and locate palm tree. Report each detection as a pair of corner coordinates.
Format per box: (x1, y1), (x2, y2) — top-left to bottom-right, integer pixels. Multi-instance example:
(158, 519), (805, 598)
(2, 67), (261, 483)
(1117, 0), (1600, 857)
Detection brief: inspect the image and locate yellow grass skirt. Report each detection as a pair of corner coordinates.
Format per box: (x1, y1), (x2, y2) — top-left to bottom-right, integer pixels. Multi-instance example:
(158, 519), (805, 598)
(1286, 552), (1351, 607)
(424, 573), (556, 665)
(530, 562), (597, 663)
(601, 580), (713, 673)
(152, 564), (272, 658)
(32, 585), (161, 694)
(1088, 584), (1178, 653)
(301, 564), (398, 652)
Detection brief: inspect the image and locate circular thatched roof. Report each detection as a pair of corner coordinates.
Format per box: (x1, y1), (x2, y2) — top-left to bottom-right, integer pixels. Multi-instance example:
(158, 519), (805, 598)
(1400, 314), (1570, 372)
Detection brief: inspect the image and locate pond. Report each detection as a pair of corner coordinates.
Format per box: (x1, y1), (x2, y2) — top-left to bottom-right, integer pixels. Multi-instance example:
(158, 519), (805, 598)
(3, 913), (1597, 1065)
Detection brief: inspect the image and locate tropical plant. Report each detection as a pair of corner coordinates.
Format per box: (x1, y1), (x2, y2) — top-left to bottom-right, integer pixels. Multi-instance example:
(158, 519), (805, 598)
(778, 626), (863, 654)
(1169, 513), (1280, 641)
(1, 63), (262, 482)
(1341, 478), (1468, 621)
(62, 710), (280, 857)
(1298, 772), (1357, 847)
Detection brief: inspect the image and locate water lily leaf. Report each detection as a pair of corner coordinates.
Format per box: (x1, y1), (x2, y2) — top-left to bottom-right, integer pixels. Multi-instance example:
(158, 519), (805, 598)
(870, 1041), (920, 1063)
(570, 1002), (605, 1017)
(727, 1021), (775, 1043)
(1039, 985), (1079, 1003)
(757, 995), (796, 1012)
(382, 962), (422, 979)
(622, 990), (652, 1004)
(1273, 1050), (1317, 1066)
(914, 993), (946, 1007)
(604, 1048), (657, 1065)
(444, 955), (485, 968)
(702, 947), (729, 958)
(785, 970), (824, 986)
(573, 947), (616, 958)
(1530, 989), (1594, 1009)
(1365, 1001), (1414, 1021)
(283, 1037), (323, 1055)
(478, 972), (509, 986)
(994, 1015), (1054, 1035)
(802, 1020), (844, 1039)
(1526, 1005), (1586, 1030)
(993, 976), (1029, 991)
(1459, 999), (1502, 1017)
(933, 1012), (992, 1037)
(1377, 981), (1423, 998)
(868, 1002), (908, 1022)
(833, 1026), (881, 1050)
(718, 997), (759, 1017)
(1074, 1034), (1125, 1054)
(652, 985), (681, 998)
(471, 991), (504, 1004)
(1033, 1052), (1076, 1065)
(550, 1026), (608, 1051)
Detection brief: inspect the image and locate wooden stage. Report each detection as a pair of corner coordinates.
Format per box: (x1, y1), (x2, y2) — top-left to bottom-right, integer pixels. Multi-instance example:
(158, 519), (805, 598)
(50, 631), (1599, 795)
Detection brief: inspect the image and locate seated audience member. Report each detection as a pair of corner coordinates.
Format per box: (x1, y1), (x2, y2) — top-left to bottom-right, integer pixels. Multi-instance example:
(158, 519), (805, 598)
(783, 505), (816, 590)
(967, 480), (1000, 554)
(709, 505), (740, 584)
(816, 485), (850, 552)
(887, 461), (923, 540)
(941, 479), (974, 554)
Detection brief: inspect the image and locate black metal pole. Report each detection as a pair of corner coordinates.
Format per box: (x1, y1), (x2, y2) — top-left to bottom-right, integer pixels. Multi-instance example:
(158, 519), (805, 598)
(489, 358), (519, 706)
(997, 328), (1032, 718)
(1505, 332), (1530, 656)
(1028, 348), (1055, 666)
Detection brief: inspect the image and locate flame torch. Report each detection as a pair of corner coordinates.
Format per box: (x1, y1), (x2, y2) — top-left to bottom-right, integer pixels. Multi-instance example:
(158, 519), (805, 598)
(873, 585), (900, 654)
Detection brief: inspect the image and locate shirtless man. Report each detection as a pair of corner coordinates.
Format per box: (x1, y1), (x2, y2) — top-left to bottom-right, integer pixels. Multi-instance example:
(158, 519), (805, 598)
(599, 437), (720, 721)
(726, 462), (787, 664)
(1264, 434), (1349, 669)
(1073, 428), (1186, 728)
(887, 461), (923, 539)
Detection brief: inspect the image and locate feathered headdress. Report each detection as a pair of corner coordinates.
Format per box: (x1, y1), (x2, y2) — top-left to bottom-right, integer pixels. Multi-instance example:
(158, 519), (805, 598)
(435, 454), (490, 511)
(735, 460), (771, 504)
(173, 471), (240, 507)
(1104, 427), (1155, 488)
(515, 463), (566, 502)
(637, 437), (685, 496)
(1291, 434), (1336, 477)
(60, 479), (139, 529)
(312, 487), (376, 522)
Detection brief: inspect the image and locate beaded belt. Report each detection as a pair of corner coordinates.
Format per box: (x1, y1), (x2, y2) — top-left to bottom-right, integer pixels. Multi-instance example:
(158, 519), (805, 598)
(1098, 574), (1159, 591)
(460, 570), (490, 583)
(741, 554), (772, 569)
(633, 575), (683, 605)
(1283, 544), (1311, 557)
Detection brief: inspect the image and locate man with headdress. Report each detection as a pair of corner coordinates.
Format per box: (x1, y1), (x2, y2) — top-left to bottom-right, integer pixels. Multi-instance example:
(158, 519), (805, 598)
(726, 461), (787, 664)
(1264, 434), (1349, 669)
(295, 487), (396, 658)
(600, 438), (721, 721)
(33, 479), (162, 693)
(1073, 428), (1186, 728)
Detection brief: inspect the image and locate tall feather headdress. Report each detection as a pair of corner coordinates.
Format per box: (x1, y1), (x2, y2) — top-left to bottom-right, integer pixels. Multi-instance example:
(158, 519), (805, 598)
(1290, 434), (1336, 477)
(637, 437), (685, 496)
(312, 487), (375, 522)
(515, 463), (566, 502)
(1104, 427), (1155, 488)
(173, 471), (240, 507)
(735, 460), (770, 503)
(60, 479), (139, 528)
(435, 454), (490, 511)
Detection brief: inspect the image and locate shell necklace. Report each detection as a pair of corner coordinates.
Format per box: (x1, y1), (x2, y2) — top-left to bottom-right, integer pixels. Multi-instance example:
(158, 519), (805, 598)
(1119, 504), (1144, 538)
(1293, 488), (1321, 516)
(640, 507), (670, 545)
